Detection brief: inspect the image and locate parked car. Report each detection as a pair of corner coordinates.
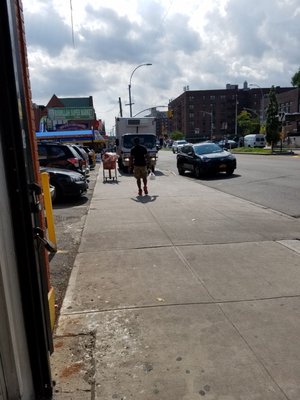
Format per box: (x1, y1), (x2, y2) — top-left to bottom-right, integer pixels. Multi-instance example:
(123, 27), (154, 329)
(218, 139), (238, 149)
(70, 144), (90, 176)
(177, 142), (237, 178)
(40, 167), (88, 201)
(50, 184), (56, 200)
(172, 140), (188, 153)
(37, 142), (86, 175)
(82, 146), (96, 169)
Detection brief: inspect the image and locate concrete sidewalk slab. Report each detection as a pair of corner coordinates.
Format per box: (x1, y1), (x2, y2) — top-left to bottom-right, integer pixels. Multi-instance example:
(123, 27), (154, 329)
(55, 305), (288, 400)
(179, 240), (300, 301)
(221, 297), (300, 400)
(79, 219), (172, 251)
(51, 160), (300, 399)
(61, 246), (213, 313)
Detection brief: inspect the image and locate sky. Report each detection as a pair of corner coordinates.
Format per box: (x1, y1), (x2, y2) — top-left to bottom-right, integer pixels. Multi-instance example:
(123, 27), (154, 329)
(22, 0), (300, 134)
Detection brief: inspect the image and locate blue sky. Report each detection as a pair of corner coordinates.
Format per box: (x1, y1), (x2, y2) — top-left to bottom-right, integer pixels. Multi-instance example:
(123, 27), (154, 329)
(23, 0), (300, 133)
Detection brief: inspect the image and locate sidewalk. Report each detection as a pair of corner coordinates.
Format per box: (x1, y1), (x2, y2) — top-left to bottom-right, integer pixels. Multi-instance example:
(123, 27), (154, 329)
(51, 160), (300, 399)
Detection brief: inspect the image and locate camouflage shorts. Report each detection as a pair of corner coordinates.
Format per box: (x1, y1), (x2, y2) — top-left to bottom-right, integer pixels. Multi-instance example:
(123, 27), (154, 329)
(133, 166), (148, 179)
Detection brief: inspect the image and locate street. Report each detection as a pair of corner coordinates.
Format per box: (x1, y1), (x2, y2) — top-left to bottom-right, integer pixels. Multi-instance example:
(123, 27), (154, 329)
(158, 150), (300, 217)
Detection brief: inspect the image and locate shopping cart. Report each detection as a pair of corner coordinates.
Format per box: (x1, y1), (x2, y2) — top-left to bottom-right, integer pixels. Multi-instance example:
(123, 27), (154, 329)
(102, 152), (118, 183)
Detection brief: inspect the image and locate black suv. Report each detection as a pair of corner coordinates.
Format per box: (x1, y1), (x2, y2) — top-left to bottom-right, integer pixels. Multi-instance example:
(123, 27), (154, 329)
(37, 142), (85, 175)
(177, 142), (236, 178)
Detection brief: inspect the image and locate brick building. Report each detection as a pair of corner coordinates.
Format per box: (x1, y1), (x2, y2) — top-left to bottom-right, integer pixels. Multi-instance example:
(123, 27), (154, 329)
(33, 94), (99, 132)
(168, 82), (294, 142)
(276, 88), (300, 136)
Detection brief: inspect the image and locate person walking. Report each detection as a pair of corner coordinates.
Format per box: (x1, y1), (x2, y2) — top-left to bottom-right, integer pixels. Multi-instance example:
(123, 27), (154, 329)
(130, 137), (149, 196)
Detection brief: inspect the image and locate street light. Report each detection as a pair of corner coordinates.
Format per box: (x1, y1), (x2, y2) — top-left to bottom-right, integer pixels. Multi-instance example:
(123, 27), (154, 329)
(249, 83), (264, 123)
(128, 63), (152, 117)
(235, 94), (238, 137)
(133, 105), (168, 117)
(243, 107), (259, 118)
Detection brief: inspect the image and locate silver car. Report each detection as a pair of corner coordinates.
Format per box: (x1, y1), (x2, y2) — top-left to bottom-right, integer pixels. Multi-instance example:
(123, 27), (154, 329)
(172, 140), (188, 153)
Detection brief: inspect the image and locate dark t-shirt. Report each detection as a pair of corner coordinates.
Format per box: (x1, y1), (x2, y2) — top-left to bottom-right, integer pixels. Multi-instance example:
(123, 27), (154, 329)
(130, 144), (148, 166)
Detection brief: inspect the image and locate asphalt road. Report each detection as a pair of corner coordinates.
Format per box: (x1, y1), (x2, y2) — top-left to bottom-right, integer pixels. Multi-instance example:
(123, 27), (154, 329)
(158, 150), (300, 218)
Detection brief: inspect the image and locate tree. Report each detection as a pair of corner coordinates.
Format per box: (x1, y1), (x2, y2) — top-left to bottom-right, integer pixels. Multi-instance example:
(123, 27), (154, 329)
(170, 130), (184, 140)
(237, 110), (260, 138)
(291, 67), (300, 87)
(265, 86), (280, 151)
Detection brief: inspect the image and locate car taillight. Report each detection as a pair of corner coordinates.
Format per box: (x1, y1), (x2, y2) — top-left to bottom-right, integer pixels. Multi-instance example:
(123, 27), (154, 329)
(67, 157), (79, 167)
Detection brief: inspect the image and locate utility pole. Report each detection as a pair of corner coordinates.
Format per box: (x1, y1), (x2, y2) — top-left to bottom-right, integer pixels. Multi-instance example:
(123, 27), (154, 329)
(235, 94), (238, 137)
(119, 97), (123, 117)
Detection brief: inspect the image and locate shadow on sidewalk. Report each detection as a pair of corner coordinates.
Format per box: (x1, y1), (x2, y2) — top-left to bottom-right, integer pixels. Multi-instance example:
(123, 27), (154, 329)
(131, 195), (159, 203)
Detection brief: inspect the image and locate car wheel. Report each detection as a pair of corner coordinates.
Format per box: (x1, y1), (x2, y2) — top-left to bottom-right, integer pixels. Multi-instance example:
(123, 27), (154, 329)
(178, 165), (185, 175)
(226, 167), (235, 176)
(52, 184), (63, 202)
(194, 165), (201, 179)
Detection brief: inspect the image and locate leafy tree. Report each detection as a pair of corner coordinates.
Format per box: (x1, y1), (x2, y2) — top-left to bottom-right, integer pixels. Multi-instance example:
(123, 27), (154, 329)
(170, 130), (184, 140)
(265, 86), (280, 150)
(237, 110), (260, 137)
(291, 67), (300, 87)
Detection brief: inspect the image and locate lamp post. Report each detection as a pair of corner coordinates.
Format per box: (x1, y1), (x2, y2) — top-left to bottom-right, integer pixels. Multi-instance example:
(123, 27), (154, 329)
(249, 83), (264, 123)
(243, 107), (259, 118)
(235, 94), (238, 137)
(133, 105), (168, 117)
(128, 63), (152, 117)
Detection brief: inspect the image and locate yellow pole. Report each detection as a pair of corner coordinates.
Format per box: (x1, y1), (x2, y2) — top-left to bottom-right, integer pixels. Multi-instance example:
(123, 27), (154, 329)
(41, 172), (57, 251)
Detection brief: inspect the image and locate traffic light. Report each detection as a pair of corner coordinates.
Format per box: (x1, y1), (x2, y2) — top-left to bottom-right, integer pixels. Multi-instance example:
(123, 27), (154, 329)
(167, 109), (173, 119)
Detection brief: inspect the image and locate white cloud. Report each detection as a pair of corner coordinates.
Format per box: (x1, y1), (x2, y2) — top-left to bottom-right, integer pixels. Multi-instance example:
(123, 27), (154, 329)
(23, 0), (299, 133)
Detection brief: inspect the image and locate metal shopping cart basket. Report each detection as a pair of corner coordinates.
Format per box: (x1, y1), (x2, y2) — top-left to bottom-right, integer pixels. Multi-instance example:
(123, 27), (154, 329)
(102, 152), (118, 183)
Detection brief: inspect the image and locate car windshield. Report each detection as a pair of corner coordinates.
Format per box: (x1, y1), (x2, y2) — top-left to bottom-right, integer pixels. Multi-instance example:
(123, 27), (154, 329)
(194, 143), (223, 155)
(123, 134), (156, 149)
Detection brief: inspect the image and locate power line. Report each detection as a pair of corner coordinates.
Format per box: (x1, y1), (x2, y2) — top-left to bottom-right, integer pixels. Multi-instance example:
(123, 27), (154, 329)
(70, 0), (75, 48)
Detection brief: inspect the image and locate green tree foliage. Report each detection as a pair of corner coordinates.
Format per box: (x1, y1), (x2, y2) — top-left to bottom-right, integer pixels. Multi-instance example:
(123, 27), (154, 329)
(265, 86), (280, 150)
(291, 67), (300, 87)
(170, 130), (184, 140)
(237, 111), (260, 137)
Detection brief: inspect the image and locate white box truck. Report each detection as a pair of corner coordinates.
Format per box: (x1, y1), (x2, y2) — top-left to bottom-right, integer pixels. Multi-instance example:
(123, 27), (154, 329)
(115, 117), (158, 172)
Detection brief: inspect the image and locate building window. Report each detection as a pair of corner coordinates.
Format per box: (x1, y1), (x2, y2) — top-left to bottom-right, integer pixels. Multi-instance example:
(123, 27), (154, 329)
(210, 95), (215, 101)
(189, 104), (194, 110)
(189, 96), (194, 102)
(189, 113), (194, 119)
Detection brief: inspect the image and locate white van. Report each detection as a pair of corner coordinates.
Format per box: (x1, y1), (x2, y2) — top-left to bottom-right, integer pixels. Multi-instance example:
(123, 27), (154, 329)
(243, 134), (266, 148)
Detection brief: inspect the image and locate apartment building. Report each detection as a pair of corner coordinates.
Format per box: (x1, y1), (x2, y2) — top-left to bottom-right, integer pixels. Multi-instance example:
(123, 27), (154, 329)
(276, 88), (300, 136)
(169, 82), (293, 142)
